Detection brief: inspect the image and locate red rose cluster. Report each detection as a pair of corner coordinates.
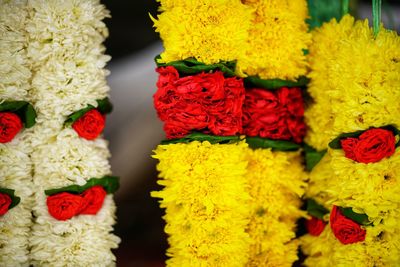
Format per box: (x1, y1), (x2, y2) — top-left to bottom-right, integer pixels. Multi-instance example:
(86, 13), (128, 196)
(0, 112), (23, 143)
(242, 87), (306, 143)
(0, 192), (12, 216)
(46, 186), (107, 221)
(305, 216), (326, 236)
(341, 128), (396, 163)
(330, 206), (366, 245)
(154, 66), (245, 138)
(72, 109), (106, 140)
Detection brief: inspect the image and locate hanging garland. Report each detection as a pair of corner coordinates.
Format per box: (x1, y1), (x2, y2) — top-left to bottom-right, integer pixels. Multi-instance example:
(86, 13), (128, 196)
(25, 1), (120, 265)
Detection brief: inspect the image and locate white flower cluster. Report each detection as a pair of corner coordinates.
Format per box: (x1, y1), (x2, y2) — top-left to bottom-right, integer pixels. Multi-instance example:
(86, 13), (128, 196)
(25, 1), (120, 266)
(1, 0), (120, 266)
(0, 1), (33, 266)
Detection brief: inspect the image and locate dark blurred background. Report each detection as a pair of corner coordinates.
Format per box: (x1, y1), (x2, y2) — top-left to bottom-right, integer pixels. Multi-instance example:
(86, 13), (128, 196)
(100, 1), (400, 266)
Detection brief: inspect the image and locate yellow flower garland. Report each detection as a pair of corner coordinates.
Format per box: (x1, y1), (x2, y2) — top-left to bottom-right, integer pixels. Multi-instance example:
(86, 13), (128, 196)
(302, 14), (400, 266)
(245, 148), (307, 267)
(152, 141), (251, 267)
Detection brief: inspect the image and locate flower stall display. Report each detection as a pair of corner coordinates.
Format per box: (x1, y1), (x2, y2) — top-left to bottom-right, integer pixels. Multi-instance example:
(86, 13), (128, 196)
(301, 2), (400, 264)
(151, 0), (309, 266)
(0, 1), (35, 265)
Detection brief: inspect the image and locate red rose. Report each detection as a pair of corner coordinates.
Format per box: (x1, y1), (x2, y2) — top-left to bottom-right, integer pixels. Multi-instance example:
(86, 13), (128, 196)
(47, 192), (83, 221)
(242, 87), (305, 143)
(340, 137), (358, 160)
(340, 128), (395, 163)
(0, 193), (12, 216)
(330, 206), (366, 245)
(79, 186), (107, 215)
(154, 67), (244, 138)
(72, 109), (105, 140)
(0, 112), (23, 143)
(305, 216), (326, 236)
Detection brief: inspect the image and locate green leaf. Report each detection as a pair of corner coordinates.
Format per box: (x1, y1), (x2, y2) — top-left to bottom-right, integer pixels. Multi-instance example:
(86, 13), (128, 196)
(304, 144), (327, 171)
(329, 125), (400, 149)
(161, 132), (241, 145)
(64, 98), (113, 126)
(244, 75), (309, 90)
(339, 207), (371, 226)
(245, 137), (301, 151)
(0, 188), (21, 210)
(0, 101), (26, 112)
(44, 176), (120, 196)
(306, 199), (329, 220)
(155, 55), (237, 77)
(0, 101), (37, 128)
(24, 104), (37, 128)
(96, 98), (113, 114)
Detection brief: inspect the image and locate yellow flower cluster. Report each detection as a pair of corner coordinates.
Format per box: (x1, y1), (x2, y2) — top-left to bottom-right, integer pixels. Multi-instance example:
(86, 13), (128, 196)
(302, 15), (400, 266)
(153, 0), (253, 67)
(302, 223), (400, 266)
(153, 0), (310, 80)
(152, 141), (251, 267)
(245, 148), (306, 267)
(305, 15), (400, 150)
(239, 0), (311, 80)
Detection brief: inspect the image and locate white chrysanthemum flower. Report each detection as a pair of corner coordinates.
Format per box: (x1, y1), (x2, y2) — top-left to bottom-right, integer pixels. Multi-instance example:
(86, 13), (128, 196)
(0, 0), (31, 100)
(26, 0), (109, 66)
(31, 126), (111, 188)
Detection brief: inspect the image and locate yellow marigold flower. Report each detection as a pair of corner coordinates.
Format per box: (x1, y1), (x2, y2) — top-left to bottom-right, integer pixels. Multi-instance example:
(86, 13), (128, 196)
(239, 0), (311, 80)
(327, 148), (400, 219)
(153, 0), (252, 68)
(245, 148), (307, 267)
(152, 141), (251, 267)
(306, 15), (400, 149)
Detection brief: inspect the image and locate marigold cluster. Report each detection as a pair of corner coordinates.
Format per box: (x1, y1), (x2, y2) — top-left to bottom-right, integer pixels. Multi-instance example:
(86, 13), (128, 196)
(152, 141), (252, 266)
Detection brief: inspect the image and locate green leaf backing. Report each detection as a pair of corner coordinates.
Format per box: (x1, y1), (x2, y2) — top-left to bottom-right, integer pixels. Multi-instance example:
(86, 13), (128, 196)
(44, 176), (119, 196)
(339, 207), (371, 226)
(306, 199), (329, 220)
(304, 144), (327, 171)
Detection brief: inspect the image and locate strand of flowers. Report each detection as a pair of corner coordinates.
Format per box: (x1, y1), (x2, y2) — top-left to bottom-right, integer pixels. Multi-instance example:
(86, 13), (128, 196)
(152, 1), (310, 266)
(152, 1), (256, 265)
(301, 14), (400, 266)
(0, 1), (34, 265)
(24, 1), (120, 265)
(240, 1), (309, 266)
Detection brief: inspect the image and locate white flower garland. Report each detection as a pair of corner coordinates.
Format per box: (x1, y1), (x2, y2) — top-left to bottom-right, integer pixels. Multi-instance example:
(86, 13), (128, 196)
(0, 1), (33, 266)
(25, 0), (120, 265)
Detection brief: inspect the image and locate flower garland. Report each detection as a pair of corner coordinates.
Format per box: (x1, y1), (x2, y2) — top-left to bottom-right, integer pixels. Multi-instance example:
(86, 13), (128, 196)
(0, 1), (34, 265)
(301, 13), (400, 265)
(152, 1), (310, 266)
(24, 1), (120, 265)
